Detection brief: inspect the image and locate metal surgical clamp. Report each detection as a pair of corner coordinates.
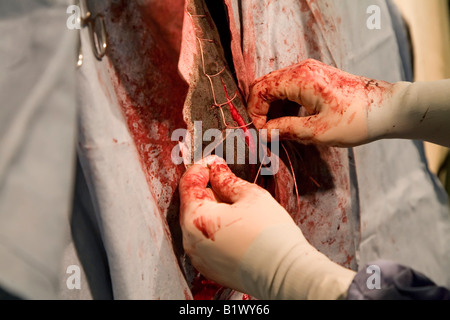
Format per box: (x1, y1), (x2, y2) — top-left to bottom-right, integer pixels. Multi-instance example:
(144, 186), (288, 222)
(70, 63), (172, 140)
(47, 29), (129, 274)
(77, 0), (108, 66)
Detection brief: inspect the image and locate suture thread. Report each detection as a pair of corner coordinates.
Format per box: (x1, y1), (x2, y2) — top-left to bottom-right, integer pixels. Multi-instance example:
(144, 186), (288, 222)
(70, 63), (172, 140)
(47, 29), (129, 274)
(186, 8), (252, 131)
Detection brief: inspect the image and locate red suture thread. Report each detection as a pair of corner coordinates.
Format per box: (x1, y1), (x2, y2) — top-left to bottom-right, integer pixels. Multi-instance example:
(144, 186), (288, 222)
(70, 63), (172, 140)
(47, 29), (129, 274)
(220, 78), (256, 156)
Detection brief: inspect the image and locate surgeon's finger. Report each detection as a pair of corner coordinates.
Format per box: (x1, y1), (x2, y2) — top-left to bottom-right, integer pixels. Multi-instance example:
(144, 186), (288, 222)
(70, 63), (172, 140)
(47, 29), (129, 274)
(247, 70), (295, 129)
(263, 116), (319, 143)
(247, 59), (328, 129)
(179, 164), (216, 218)
(209, 157), (262, 204)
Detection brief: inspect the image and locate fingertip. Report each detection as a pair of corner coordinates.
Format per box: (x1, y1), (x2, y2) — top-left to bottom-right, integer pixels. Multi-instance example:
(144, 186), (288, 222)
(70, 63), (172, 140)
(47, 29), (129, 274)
(209, 161), (253, 203)
(263, 117), (315, 142)
(179, 164), (216, 221)
(209, 159), (233, 179)
(247, 85), (271, 129)
(180, 164), (210, 191)
(249, 113), (267, 130)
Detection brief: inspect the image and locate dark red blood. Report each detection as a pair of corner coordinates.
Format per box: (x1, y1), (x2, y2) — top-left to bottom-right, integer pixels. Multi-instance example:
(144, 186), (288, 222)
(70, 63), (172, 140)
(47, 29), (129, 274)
(191, 274), (225, 300)
(344, 254), (354, 266)
(106, 0), (188, 217)
(220, 78), (257, 157)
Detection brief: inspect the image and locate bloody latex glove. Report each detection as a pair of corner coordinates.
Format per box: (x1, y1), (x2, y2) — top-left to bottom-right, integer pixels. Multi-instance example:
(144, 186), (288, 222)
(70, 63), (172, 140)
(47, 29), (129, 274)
(247, 59), (450, 148)
(179, 155), (356, 300)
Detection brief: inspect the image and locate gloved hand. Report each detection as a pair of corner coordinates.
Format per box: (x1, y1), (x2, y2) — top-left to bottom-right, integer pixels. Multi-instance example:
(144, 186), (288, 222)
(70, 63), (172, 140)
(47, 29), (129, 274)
(247, 59), (450, 148)
(179, 155), (356, 300)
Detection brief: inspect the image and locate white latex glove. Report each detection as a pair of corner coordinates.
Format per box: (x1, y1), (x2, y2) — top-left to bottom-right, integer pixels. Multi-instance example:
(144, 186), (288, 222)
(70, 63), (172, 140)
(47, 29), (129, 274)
(247, 59), (450, 148)
(179, 155), (356, 300)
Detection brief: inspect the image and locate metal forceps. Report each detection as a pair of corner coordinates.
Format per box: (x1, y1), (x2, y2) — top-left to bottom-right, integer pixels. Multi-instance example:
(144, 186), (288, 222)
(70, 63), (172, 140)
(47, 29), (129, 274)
(77, 0), (108, 66)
